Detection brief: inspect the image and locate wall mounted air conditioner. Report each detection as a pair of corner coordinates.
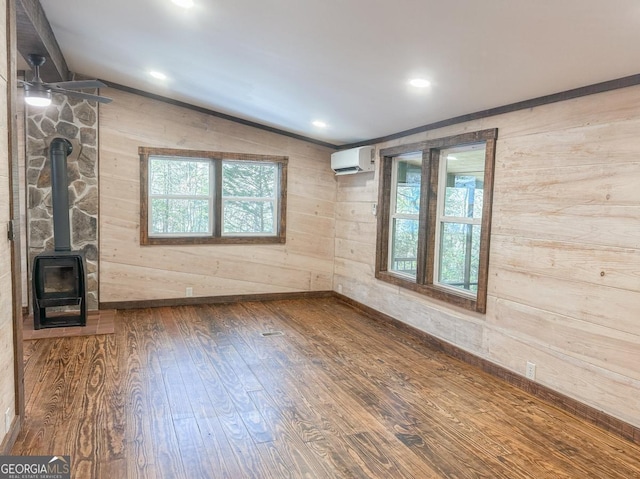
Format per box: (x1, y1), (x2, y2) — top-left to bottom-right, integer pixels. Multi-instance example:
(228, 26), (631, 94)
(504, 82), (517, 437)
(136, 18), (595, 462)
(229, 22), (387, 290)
(331, 146), (375, 175)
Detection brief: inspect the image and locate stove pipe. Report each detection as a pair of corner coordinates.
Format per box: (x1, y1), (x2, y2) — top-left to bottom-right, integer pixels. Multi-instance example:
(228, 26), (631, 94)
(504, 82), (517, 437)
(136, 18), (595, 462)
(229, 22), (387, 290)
(50, 138), (73, 252)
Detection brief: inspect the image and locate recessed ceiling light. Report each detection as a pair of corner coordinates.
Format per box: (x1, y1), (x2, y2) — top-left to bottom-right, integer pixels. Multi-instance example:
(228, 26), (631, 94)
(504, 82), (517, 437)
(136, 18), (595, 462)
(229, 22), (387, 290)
(409, 78), (431, 88)
(149, 71), (167, 80)
(171, 0), (194, 8)
(312, 120), (327, 128)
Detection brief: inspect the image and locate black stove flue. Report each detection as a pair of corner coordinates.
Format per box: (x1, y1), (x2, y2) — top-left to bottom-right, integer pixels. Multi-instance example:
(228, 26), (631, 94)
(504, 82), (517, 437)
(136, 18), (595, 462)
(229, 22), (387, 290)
(32, 138), (87, 329)
(50, 137), (73, 252)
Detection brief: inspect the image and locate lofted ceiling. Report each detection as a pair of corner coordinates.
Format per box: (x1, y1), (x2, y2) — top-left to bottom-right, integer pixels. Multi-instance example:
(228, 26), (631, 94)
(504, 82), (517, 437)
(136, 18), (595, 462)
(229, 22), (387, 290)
(24, 0), (640, 146)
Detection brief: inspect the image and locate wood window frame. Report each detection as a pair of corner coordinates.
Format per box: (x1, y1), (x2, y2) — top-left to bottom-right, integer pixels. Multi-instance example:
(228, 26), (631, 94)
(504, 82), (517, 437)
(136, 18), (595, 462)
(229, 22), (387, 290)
(139, 147), (288, 245)
(375, 129), (497, 313)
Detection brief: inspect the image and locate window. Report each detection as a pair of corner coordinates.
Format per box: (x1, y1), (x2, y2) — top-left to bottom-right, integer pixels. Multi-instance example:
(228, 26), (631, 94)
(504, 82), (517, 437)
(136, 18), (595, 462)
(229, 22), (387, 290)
(375, 129), (497, 313)
(139, 147), (287, 245)
(389, 153), (422, 279)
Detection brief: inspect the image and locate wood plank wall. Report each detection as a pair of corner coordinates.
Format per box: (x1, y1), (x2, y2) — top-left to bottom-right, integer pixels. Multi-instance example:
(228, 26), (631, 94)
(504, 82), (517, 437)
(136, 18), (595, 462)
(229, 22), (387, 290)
(16, 87), (25, 308)
(99, 89), (336, 303)
(0, 0), (16, 447)
(333, 85), (640, 429)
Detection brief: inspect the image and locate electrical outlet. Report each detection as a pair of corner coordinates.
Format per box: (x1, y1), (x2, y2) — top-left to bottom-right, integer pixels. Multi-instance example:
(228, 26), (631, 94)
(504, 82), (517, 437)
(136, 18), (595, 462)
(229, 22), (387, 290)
(185, 287), (193, 297)
(337, 284), (343, 294)
(526, 361), (536, 380)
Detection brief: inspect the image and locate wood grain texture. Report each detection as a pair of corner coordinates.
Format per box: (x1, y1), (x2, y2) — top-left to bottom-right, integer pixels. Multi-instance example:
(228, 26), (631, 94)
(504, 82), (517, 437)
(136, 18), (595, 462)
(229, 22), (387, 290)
(334, 83), (640, 431)
(8, 0), (25, 438)
(338, 292), (640, 445)
(0, 0), (20, 452)
(11, 298), (640, 478)
(104, 81), (339, 150)
(15, 0), (69, 82)
(99, 88), (336, 303)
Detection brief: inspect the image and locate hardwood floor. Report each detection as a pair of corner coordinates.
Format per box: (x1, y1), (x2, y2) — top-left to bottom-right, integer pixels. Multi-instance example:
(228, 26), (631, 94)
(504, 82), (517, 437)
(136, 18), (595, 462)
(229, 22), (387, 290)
(12, 298), (640, 478)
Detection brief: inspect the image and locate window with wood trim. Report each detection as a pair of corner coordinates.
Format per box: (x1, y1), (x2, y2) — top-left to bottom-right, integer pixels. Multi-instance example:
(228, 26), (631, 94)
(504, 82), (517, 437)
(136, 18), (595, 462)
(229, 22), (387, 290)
(375, 129), (497, 313)
(139, 147), (287, 245)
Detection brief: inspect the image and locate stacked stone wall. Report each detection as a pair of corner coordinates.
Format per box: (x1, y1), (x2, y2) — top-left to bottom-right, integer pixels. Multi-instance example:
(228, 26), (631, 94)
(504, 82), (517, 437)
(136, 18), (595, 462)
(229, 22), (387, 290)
(26, 93), (99, 310)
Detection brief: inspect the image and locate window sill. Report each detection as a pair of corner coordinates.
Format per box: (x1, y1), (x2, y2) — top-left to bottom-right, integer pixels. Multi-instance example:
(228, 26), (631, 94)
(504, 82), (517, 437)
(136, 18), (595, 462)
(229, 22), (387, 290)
(375, 270), (484, 313)
(141, 235), (286, 246)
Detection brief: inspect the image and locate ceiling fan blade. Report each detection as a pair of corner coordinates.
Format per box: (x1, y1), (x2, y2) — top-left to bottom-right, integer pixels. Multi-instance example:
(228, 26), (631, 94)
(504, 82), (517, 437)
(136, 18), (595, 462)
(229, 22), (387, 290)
(46, 79), (107, 90)
(50, 87), (112, 104)
(17, 79), (33, 88)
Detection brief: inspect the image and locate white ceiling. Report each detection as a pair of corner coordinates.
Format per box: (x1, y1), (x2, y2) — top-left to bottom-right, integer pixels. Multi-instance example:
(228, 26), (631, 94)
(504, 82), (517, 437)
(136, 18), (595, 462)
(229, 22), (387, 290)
(37, 0), (640, 146)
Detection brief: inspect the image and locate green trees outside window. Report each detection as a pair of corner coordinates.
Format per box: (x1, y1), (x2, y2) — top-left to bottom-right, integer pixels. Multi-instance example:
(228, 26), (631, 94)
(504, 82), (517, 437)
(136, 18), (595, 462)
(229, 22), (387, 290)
(375, 129), (497, 313)
(139, 147), (287, 245)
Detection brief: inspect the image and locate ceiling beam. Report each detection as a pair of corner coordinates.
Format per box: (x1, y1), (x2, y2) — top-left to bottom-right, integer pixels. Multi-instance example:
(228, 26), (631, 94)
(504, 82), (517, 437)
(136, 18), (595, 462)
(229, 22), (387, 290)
(16, 0), (69, 81)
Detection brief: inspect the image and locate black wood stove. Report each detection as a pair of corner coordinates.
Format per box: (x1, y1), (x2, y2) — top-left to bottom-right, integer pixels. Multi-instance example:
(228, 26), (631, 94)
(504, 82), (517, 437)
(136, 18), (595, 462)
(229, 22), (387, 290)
(32, 138), (87, 329)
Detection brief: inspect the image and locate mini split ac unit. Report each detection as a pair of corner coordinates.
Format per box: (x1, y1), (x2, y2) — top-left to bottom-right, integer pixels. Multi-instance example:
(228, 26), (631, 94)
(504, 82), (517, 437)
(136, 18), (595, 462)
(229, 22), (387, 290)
(331, 146), (375, 175)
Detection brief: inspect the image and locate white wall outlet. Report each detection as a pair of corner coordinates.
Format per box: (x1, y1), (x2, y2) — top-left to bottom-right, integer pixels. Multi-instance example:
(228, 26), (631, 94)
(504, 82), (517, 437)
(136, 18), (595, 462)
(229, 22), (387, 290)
(372, 203), (377, 216)
(337, 284), (343, 294)
(185, 287), (193, 297)
(526, 361), (536, 380)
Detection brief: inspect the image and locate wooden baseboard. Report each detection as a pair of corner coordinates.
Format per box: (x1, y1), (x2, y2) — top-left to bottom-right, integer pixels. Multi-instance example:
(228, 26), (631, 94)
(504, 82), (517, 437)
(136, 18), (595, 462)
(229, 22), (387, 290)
(335, 292), (640, 446)
(99, 290), (334, 310)
(0, 415), (21, 454)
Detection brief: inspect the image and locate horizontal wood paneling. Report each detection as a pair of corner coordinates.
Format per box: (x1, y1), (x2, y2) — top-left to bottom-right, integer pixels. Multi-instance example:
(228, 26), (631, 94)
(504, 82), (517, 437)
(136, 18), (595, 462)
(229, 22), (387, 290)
(341, 74), (640, 149)
(105, 81), (338, 149)
(100, 89), (336, 302)
(103, 250), (315, 290)
(338, 293), (640, 444)
(335, 200), (377, 224)
(488, 268), (640, 335)
(0, 1), (20, 453)
(496, 119), (640, 170)
(334, 219), (377, 243)
(334, 83), (640, 429)
(100, 224), (334, 273)
(483, 327), (640, 427)
(288, 166), (337, 202)
(0, 4), (17, 451)
(334, 238), (376, 264)
(335, 171), (378, 203)
(491, 235), (640, 292)
(492, 203), (640, 249)
(286, 194), (335, 219)
(495, 85), (640, 140)
(495, 162), (640, 207)
(489, 297), (640, 381)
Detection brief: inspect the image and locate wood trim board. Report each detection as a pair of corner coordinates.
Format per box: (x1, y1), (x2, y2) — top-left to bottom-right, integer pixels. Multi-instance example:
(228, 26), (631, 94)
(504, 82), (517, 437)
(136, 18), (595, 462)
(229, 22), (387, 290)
(104, 75), (640, 151)
(99, 287), (640, 446)
(103, 81), (339, 150)
(15, 0), (68, 81)
(339, 74), (640, 149)
(8, 0), (25, 438)
(138, 147), (288, 246)
(99, 290), (334, 310)
(334, 293), (640, 446)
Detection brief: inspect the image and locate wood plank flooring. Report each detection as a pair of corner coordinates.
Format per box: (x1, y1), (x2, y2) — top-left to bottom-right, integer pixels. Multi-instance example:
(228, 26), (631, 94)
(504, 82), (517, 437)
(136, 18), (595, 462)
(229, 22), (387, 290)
(11, 298), (640, 478)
